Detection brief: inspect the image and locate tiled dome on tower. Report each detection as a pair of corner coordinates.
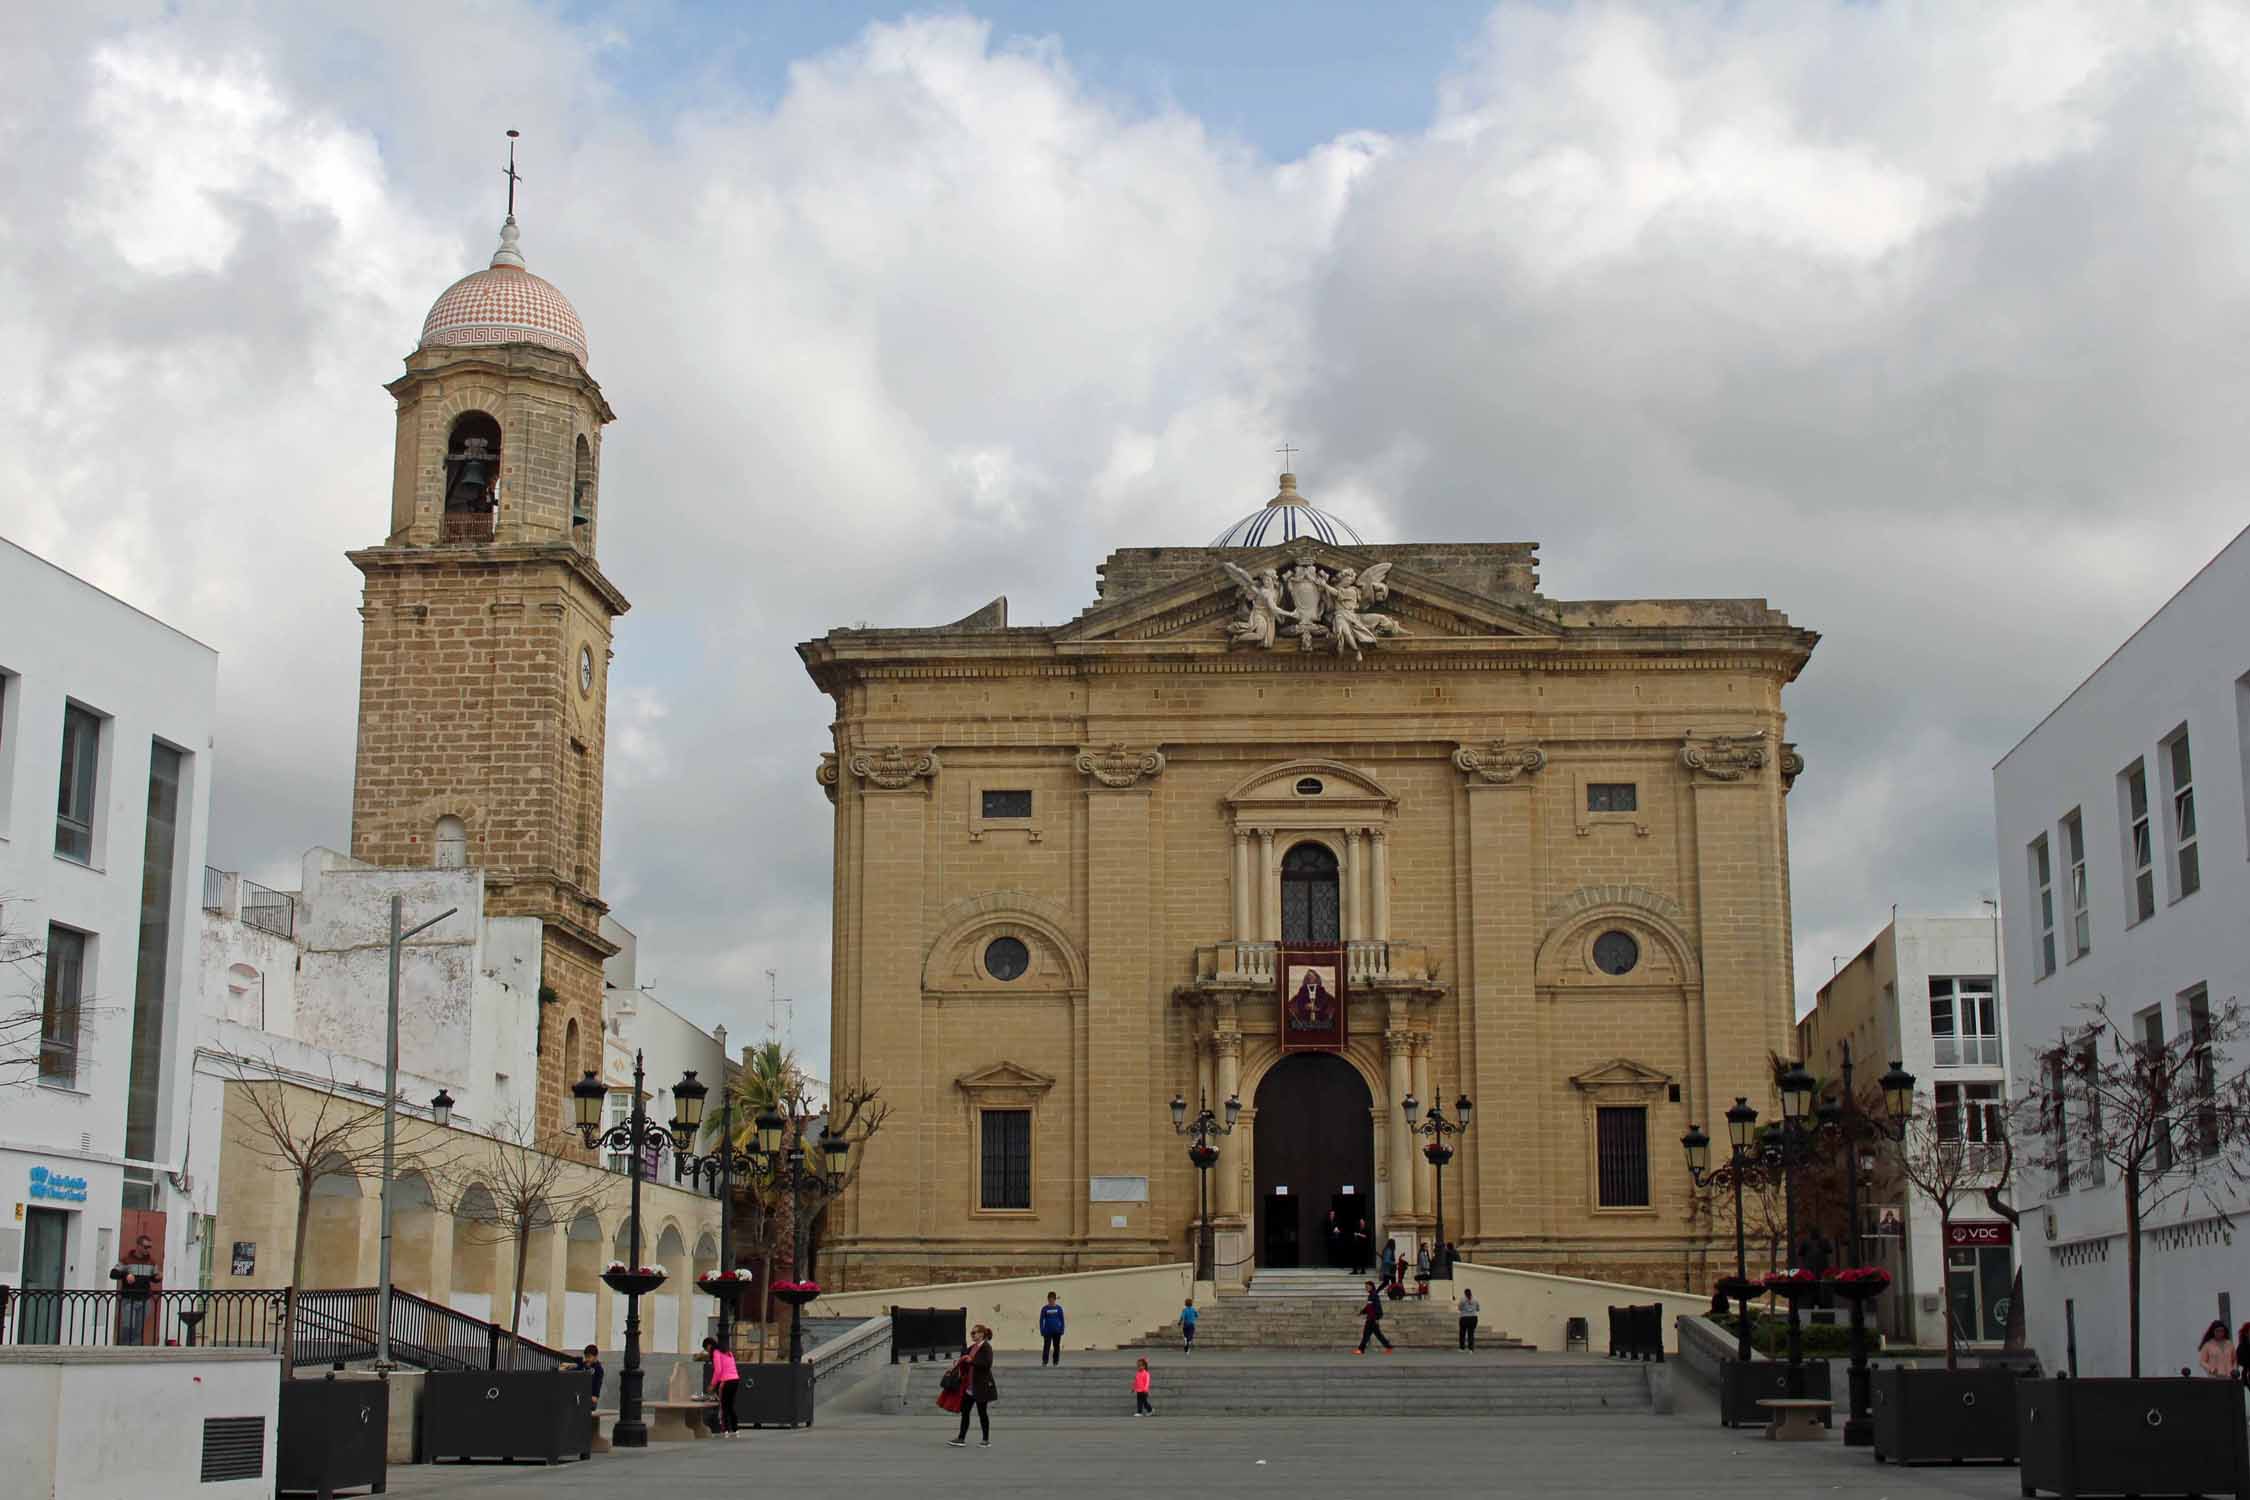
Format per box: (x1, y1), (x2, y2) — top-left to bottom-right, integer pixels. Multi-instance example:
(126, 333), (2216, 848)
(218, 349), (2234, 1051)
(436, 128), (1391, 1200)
(1209, 472), (1365, 547)
(418, 216), (589, 365)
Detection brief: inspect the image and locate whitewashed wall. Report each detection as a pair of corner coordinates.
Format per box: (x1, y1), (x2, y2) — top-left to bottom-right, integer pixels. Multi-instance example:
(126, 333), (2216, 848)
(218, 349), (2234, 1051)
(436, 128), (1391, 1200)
(0, 1348), (278, 1498)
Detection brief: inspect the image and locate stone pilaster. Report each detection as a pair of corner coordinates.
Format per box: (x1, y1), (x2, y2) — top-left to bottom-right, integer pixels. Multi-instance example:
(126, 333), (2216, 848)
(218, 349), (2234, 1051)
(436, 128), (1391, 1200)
(1082, 745), (1163, 1255)
(1458, 740), (1543, 1254)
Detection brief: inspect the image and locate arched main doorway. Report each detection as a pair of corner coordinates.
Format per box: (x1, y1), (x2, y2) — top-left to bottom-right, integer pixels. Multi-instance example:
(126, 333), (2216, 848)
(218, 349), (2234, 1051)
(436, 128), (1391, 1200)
(1252, 1052), (1374, 1268)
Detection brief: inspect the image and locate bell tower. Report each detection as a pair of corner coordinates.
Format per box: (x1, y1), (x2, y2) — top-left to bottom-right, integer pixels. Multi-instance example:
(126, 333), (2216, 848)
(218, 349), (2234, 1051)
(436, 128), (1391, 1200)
(347, 171), (626, 1139)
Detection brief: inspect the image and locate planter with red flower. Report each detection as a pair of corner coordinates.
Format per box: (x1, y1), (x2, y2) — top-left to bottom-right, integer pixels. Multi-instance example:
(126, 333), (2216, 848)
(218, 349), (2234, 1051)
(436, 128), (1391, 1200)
(1825, 1266), (1892, 1306)
(1713, 1275), (1761, 1305)
(1760, 1268), (1822, 1305)
(698, 1267), (756, 1311)
(1187, 1143), (1219, 1169)
(601, 1261), (667, 1299)
(771, 1280), (822, 1309)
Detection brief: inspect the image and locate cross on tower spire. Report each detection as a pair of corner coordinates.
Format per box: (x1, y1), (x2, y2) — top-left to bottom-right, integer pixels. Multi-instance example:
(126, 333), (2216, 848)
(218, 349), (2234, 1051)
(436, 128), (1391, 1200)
(502, 128), (523, 218)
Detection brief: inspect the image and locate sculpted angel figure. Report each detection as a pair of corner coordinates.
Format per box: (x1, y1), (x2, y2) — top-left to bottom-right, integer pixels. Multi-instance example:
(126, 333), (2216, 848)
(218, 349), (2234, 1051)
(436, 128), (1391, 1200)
(1318, 563), (1407, 659)
(1221, 562), (1286, 648)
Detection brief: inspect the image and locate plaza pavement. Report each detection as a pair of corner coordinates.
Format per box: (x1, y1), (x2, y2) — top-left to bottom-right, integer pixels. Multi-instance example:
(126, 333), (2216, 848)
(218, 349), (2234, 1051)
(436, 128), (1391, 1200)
(381, 1364), (2031, 1500)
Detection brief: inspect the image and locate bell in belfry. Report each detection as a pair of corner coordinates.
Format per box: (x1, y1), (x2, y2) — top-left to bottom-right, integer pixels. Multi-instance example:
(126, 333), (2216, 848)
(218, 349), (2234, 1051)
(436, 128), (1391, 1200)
(445, 436), (496, 511)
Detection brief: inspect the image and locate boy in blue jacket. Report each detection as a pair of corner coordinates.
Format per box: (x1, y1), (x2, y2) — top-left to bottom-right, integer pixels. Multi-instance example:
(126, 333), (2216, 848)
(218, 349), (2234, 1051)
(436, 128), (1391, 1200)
(1039, 1291), (1066, 1365)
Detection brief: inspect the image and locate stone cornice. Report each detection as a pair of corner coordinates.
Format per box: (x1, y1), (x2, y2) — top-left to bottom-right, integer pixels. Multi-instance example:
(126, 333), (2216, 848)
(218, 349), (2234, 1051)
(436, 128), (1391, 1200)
(348, 540), (632, 618)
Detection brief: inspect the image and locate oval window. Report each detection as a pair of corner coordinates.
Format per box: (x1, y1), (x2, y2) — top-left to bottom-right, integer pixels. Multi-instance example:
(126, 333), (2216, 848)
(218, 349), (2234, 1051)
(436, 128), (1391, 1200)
(984, 937), (1031, 982)
(1295, 777), (1324, 796)
(1593, 931), (1640, 976)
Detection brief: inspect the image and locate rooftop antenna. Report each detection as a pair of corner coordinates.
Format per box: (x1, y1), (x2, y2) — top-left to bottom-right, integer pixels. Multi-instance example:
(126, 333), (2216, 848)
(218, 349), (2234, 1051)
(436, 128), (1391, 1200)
(764, 969), (795, 1051)
(502, 128), (523, 217)
(1275, 442), (1299, 471)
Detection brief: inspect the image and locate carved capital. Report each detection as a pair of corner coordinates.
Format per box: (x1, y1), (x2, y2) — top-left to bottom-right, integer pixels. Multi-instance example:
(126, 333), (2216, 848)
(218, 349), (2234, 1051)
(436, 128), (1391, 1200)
(1780, 742), (1804, 792)
(817, 751), (840, 803)
(847, 744), (941, 790)
(1452, 739), (1547, 785)
(1077, 742), (1166, 789)
(1213, 1030), (1243, 1061)
(1680, 731), (1767, 784)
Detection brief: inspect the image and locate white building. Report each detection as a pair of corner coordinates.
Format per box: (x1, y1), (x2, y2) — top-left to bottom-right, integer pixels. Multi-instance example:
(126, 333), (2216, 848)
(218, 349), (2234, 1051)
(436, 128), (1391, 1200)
(0, 537), (218, 1305)
(1798, 914), (2015, 1347)
(596, 915), (729, 1178)
(1994, 521), (2250, 1376)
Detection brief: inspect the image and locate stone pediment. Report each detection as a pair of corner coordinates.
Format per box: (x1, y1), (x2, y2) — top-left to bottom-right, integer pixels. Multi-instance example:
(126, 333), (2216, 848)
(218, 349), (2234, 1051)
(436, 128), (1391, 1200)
(1569, 1058), (1674, 1100)
(1055, 541), (1561, 654)
(955, 1060), (1057, 1102)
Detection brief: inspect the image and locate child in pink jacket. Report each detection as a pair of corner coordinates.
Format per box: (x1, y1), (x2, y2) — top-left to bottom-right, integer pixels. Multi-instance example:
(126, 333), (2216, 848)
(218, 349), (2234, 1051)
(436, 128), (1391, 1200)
(1133, 1357), (1154, 1416)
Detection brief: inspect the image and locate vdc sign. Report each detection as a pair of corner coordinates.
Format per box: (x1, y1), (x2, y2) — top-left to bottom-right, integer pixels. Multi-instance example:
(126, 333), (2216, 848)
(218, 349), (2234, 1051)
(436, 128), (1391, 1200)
(28, 1166), (90, 1203)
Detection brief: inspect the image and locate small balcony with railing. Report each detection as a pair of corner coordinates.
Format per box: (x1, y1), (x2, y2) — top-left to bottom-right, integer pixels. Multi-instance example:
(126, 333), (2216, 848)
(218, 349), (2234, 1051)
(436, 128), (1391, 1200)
(1932, 1033), (2004, 1068)
(203, 865), (298, 940)
(1194, 940), (1440, 988)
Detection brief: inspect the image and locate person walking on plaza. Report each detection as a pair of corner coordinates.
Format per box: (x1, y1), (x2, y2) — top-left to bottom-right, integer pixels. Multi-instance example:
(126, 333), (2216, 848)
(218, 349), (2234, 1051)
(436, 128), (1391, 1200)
(1133, 1356), (1155, 1416)
(1379, 1239), (1396, 1290)
(2198, 1320), (2237, 1378)
(701, 1336), (742, 1435)
(1180, 1297), (1199, 1353)
(1039, 1291), (1066, 1366)
(945, 1324), (998, 1448)
(1355, 1279), (1393, 1354)
(1457, 1286), (1481, 1351)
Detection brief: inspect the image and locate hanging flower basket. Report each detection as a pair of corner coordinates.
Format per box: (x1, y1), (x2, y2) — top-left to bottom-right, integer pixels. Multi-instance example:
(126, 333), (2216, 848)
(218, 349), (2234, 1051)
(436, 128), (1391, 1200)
(1826, 1266), (1892, 1304)
(698, 1268), (755, 1306)
(1759, 1269), (1821, 1303)
(1188, 1143), (1219, 1169)
(1713, 1276), (1761, 1304)
(771, 1280), (822, 1308)
(602, 1262), (667, 1298)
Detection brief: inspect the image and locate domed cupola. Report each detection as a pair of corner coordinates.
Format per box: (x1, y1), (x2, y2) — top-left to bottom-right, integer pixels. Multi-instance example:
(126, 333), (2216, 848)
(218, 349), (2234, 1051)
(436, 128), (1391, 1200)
(1210, 472), (1365, 547)
(418, 216), (589, 366)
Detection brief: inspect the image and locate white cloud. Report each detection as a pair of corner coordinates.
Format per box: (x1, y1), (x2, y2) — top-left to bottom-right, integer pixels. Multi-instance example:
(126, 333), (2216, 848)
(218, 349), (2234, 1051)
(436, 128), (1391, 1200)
(7, 1), (2250, 1079)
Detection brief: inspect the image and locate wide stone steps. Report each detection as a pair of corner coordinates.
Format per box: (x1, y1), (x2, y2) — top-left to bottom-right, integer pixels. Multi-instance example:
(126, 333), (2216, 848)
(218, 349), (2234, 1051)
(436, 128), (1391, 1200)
(1121, 1290), (1527, 1351)
(904, 1361), (1651, 1417)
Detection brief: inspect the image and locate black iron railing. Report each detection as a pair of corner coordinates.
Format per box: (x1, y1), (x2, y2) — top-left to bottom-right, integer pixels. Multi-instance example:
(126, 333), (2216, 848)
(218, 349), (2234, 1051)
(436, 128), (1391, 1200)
(0, 1284), (570, 1372)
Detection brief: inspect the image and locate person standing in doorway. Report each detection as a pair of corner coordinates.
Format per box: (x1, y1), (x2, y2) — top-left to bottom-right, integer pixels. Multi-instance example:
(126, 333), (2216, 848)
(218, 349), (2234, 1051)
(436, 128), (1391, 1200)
(1351, 1218), (1371, 1275)
(1457, 1286), (1481, 1351)
(1039, 1291), (1066, 1366)
(946, 1324), (997, 1448)
(701, 1336), (741, 1435)
(1180, 1297), (1199, 1354)
(1133, 1357), (1154, 1416)
(1355, 1279), (1393, 1354)
(110, 1235), (159, 1345)
(1325, 1210), (1344, 1268)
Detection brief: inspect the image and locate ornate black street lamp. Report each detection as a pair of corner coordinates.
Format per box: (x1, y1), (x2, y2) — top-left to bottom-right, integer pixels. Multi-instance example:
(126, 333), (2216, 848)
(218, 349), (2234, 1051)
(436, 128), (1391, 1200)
(1170, 1091), (1241, 1280)
(1773, 1058), (1819, 1397)
(571, 1052), (703, 1448)
(673, 1077), (761, 1355)
(748, 1091), (854, 1366)
(1682, 1094), (1762, 1362)
(1402, 1092), (1472, 1279)
(1828, 1042), (1915, 1448)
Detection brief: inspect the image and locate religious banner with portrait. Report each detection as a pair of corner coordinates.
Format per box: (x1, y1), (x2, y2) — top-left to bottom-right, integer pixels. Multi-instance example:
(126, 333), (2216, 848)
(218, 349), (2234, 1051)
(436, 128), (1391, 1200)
(1278, 946), (1346, 1052)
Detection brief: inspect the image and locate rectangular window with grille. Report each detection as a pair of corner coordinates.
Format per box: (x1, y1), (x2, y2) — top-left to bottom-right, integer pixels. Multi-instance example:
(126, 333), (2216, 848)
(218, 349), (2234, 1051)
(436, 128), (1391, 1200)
(1586, 782), (1637, 813)
(980, 1108), (1032, 1210)
(981, 789), (1033, 819)
(1594, 1106), (1649, 1208)
(2063, 810), (2090, 959)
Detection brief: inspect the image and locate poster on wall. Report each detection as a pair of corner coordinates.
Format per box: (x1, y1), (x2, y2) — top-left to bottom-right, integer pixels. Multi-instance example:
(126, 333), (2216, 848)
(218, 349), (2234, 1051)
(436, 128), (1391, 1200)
(1279, 946), (1346, 1052)
(231, 1242), (256, 1276)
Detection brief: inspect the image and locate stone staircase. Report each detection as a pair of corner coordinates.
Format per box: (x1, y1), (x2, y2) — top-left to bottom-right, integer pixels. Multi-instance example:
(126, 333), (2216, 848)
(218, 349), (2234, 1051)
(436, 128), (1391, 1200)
(901, 1356), (1651, 1417)
(1121, 1269), (1531, 1352)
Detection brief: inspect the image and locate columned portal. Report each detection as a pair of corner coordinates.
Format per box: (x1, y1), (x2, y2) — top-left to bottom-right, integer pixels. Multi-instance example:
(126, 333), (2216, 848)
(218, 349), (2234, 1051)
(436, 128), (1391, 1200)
(1251, 1052), (1375, 1268)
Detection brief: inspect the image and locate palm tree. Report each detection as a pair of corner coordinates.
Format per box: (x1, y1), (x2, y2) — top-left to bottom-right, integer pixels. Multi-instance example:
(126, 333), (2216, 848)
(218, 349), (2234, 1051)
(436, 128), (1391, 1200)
(709, 1041), (806, 1364)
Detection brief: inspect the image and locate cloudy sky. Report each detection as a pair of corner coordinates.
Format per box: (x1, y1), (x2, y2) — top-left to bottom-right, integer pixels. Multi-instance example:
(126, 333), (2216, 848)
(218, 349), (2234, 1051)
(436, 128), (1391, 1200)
(6, 2), (2248, 1072)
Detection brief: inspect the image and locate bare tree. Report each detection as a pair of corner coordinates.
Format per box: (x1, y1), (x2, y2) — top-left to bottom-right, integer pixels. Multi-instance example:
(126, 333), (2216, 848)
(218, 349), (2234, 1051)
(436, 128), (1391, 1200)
(1977, 1102), (2028, 1351)
(1, 896), (111, 1090)
(2020, 994), (2250, 1376)
(219, 1050), (436, 1375)
(1886, 1091), (1992, 1370)
(434, 1109), (610, 1367)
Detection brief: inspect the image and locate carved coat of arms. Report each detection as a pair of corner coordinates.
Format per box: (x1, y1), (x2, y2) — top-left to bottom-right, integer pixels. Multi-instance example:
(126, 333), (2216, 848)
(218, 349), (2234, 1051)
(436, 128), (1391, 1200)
(1221, 553), (1408, 660)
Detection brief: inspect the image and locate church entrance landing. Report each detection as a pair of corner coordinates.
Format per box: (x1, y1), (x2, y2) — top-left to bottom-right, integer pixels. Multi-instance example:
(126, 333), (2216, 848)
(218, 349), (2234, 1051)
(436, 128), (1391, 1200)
(1252, 1052), (1374, 1269)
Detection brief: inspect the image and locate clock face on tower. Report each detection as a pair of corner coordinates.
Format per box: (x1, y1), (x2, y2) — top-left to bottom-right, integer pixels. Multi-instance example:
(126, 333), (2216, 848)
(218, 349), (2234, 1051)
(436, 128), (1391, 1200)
(578, 644), (595, 696)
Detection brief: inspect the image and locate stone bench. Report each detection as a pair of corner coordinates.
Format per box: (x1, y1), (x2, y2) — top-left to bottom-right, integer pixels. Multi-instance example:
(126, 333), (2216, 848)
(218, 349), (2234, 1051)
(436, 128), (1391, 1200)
(1757, 1397), (1833, 1443)
(643, 1401), (716, 1443)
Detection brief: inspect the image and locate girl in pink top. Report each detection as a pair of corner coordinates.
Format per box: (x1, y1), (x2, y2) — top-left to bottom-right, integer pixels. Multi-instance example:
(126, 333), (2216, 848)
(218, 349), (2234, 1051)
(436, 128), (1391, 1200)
(1133, 1356), (1154, 1416)
(703, 1337), (742, 1435)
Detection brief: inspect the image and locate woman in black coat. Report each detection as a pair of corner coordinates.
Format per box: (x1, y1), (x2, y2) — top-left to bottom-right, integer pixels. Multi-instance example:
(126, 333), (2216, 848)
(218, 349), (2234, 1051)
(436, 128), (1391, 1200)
(948, 1324), (999, 1447)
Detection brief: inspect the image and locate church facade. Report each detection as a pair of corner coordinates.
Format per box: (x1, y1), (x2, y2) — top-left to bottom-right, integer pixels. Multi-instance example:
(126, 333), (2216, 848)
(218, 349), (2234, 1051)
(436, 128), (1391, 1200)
(803, 482), (1818, 1291)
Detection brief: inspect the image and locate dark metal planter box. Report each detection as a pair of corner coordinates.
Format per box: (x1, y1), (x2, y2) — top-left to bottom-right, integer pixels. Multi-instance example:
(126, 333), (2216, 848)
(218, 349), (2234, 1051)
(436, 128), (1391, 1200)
(420, 1370), (593, 1464)
(734, 1363), (816, 1429)
(1870, 1366), (2018, 1465)
(279, 1376), (389, 1497)
(1720, 1357), (1832, 1429)
(2017, 1376), (2250, 1499)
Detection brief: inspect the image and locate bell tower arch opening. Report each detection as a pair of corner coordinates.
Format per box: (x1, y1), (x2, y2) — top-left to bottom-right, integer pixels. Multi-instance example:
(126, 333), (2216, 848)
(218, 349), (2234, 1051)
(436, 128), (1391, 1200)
(1251, 1051), (1374, 1269)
